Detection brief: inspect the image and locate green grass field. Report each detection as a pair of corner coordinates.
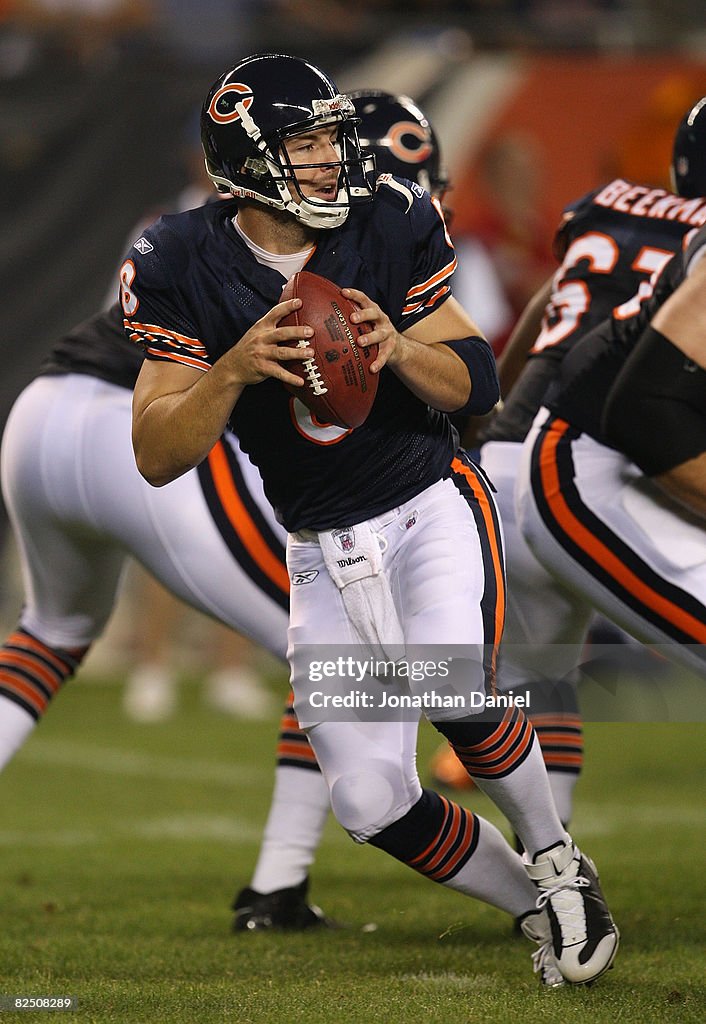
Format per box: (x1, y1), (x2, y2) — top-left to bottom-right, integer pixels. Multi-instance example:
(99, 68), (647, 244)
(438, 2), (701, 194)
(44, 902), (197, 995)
(0, 672), (704, 1023)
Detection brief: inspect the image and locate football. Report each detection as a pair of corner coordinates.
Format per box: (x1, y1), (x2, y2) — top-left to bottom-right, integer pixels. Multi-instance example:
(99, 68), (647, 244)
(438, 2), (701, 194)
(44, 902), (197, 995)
(279, 271), (378, 429)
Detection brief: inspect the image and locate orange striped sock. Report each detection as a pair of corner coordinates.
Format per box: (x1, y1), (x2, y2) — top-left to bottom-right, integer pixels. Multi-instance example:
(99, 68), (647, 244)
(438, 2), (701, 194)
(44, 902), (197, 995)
(369, 789), (479, 884)
(0, 628), (87, 720)
(276, 689), (320, 772)
(443, 706), (536, 779)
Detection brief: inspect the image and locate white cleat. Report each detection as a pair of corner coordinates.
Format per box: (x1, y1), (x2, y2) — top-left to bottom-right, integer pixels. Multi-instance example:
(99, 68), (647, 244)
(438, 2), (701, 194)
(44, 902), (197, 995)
(519, 908), (565, 989)
(524, 841), (619, 985)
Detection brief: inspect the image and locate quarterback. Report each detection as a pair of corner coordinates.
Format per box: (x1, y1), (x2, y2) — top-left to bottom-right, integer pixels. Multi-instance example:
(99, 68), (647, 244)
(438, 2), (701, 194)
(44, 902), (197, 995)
(127, 53), (618, 987)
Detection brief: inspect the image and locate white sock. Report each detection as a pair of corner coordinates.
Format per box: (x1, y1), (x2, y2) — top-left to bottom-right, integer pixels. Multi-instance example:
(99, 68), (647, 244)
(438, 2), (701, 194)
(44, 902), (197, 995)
(472, 739), (570, 858)
(0, 697), (37, 769)
(441, 816), (538, 917)
(547, 770), (579, 828)
(250, 766), (330, 893)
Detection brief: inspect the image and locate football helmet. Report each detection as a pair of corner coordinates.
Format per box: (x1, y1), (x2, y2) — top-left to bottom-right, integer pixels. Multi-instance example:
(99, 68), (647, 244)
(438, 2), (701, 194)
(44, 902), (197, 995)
(671, 96), (706, 198)
(201, 53), (375, 229)
(349, 90), (449, 201)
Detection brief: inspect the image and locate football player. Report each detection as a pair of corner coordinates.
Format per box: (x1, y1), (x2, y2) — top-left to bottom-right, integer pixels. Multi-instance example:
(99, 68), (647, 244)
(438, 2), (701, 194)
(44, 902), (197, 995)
(127, 53), (618, 986)
(436, 95), (706, 824)
(0, 88), (507, 943)
(515, 97), (706, 670)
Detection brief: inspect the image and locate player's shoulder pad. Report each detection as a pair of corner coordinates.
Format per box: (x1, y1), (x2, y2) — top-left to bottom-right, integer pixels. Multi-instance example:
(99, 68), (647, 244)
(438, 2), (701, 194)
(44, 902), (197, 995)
(128, 207), (204, 278)
(553, 185), (607, 260)
(374, 173), (430, 215)
(684, 223), (706, 276)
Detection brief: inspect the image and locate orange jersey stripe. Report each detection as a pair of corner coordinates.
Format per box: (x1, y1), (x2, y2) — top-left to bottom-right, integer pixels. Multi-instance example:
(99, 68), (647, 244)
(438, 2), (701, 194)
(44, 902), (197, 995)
(207, 441), (290, 596)
(539, 422), (706, 644)
(405, 257), (457, 300)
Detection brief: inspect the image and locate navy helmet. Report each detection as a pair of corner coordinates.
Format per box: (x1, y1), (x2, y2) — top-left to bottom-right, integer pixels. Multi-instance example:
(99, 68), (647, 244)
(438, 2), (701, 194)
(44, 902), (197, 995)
(201, 53), (375, 229)
(671, 96), (706, 198)
(349, 89), (449, 200)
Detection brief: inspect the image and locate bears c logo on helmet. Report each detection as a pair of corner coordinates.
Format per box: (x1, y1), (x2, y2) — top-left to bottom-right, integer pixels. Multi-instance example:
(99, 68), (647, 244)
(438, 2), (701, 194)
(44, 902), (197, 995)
(208, 83), (254, 124)
(388, 121), (433, 165)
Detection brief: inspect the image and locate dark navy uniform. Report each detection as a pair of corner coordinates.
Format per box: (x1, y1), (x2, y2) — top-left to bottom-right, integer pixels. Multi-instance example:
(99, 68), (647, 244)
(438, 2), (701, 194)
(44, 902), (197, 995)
(121, 186), (458, 531)
(40, 302), (143, 391)
(517, 207), (706, 662)
(483, 178), (706, 445)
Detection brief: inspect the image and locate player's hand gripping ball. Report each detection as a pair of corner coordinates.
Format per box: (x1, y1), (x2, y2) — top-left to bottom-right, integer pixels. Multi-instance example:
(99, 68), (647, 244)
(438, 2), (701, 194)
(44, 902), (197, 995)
(280, 272), (378, 429)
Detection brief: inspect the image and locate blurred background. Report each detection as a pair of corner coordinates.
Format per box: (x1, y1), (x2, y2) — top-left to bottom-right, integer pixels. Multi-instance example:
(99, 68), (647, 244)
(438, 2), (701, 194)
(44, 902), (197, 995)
(1, 0), (706, 687)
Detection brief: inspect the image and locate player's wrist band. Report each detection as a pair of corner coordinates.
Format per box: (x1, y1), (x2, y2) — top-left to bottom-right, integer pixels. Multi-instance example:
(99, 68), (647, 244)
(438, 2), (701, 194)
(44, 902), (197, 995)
(441, 336), (500, 415)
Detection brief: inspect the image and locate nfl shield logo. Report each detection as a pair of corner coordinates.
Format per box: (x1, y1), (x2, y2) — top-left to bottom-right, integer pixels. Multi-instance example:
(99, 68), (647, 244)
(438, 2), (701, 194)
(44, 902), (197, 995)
(332, 527), (355, 552)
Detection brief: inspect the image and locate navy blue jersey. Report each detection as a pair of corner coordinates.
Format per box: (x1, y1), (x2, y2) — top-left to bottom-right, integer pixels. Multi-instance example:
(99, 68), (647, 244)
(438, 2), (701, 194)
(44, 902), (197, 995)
(40, 302), (142, 390)
(121, 184), (459, 531)
(548, 224), (706, 442)
(482, 179), (706, 444)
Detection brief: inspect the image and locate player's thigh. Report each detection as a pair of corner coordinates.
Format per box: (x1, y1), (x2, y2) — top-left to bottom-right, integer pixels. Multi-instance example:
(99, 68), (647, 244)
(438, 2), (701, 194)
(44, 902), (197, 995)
(518, 417), (706, 669)
(482, 441), (592, 681)
(72, 383), (290, 660)
(393, 477), (490, 646)
(1, 377), (126, 646)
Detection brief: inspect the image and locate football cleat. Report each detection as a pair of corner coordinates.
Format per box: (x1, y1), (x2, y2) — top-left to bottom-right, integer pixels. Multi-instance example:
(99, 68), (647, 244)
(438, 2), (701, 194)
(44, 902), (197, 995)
(231, 877), (337, 932)
(524, 841), (619, 985)
(519, 908), (565, 989)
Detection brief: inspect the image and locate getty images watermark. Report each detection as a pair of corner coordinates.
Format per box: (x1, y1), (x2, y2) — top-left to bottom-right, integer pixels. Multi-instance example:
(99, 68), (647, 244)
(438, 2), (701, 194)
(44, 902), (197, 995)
(289, 645), (531, 724)
(290, 642), (706, 725)
(307, 655), (528, 711)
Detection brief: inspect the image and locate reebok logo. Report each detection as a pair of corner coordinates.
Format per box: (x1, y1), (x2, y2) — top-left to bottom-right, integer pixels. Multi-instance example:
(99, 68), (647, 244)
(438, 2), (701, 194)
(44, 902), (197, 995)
(291, 570), (319, 585)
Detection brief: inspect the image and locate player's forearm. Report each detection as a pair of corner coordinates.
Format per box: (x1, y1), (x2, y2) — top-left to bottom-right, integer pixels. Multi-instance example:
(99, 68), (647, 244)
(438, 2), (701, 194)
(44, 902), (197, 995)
(133, 364), (245, 486)
(651, 255), (706, 370)
(389, 335), (472, 412)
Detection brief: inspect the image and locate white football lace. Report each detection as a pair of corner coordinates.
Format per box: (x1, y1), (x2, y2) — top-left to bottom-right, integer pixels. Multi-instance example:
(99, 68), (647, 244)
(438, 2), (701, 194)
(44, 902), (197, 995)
(296, 339), (328, 396)
(536, 876), (591, 944)
(531, 941), (565, 989)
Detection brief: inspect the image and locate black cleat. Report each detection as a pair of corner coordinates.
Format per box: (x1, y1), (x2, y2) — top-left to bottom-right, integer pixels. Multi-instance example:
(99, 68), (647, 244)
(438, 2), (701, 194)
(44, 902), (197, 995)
(231, 877), (337, 932)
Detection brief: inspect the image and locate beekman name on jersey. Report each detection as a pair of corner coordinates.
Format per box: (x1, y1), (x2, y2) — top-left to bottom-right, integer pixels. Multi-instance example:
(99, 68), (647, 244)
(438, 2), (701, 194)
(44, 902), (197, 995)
(594, 178), (706, 227)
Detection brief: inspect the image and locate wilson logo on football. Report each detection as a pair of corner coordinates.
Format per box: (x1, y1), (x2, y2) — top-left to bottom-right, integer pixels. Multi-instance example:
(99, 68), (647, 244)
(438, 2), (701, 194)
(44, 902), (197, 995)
(208, 83), (254, 124)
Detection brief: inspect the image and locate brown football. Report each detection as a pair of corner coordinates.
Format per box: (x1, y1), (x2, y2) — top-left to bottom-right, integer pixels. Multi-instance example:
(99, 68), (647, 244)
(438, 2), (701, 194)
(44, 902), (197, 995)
(279, 271), (378, 429)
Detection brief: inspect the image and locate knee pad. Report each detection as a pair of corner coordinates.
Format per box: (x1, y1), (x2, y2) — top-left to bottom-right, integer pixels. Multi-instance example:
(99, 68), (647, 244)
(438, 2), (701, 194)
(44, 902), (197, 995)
(329, 758), (422, 843)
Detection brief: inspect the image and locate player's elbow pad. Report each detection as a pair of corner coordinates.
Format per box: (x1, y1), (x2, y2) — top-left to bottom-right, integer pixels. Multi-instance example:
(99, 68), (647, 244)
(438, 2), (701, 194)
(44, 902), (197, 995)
(442, 336), (500, 416)
(602, 326), (706, 475)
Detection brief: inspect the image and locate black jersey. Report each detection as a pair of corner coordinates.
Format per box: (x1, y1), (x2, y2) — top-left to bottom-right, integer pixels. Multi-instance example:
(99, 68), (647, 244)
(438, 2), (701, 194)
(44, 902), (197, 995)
(39, 302), (143, 391)
(121, 183), (459, 532)
(482, 178), (706, 444)
(548, 225), (706, 443)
